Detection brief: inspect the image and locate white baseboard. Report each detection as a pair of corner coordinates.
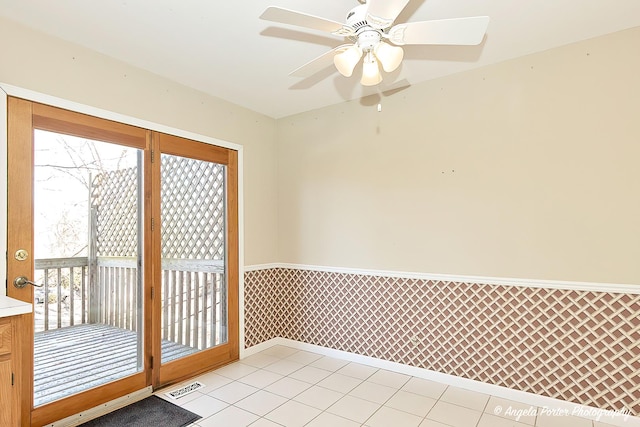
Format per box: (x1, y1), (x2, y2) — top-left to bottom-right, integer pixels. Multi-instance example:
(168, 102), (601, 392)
(243, 339), (639, 427)
(46, 386), (153, 427)
(241, 338), (279, 358)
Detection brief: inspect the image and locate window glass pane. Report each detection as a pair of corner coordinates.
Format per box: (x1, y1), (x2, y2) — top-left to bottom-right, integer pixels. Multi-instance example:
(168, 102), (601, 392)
(33, 130), (143, 406)
(160, 153), (227, 363)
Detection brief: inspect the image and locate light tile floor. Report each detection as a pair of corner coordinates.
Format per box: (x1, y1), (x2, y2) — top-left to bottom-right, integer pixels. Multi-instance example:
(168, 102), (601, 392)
(156, 345), (632, 427)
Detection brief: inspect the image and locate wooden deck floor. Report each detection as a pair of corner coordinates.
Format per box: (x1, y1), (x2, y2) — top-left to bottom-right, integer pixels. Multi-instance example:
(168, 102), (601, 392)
(34, 323), (197, 406)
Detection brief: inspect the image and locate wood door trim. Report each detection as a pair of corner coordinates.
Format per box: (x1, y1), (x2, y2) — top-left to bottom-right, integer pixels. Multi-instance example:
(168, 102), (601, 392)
(31, 102), (146, 149)
(143, 130), (155, 387)
(31, 374), (147, 427)
(226, 149), (240, 360)
(158, 132), (231, 165)
(158, 345), (233, 386)
(6, 97), (35, 426)
(150, 131), (162, 389)
(6, 97), (34, 303)
(6, 98), (154, 426)
(154, 134), (240, 388)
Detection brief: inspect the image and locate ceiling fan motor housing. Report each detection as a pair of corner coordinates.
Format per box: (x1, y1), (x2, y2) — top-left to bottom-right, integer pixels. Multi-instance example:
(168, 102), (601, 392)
(347, 4), (382, 51)
(358, 31), (381, 51)
(346, 5), (371, 31)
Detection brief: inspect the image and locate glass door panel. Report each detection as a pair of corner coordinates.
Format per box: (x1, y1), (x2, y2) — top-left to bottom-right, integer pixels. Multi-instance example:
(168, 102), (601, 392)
(33, 130), (144, 406)
(160, 153), (228, 363)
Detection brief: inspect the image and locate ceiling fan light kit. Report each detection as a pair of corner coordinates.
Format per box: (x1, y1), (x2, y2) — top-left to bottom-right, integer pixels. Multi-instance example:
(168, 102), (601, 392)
(334, 45), (363, 77)
(361, 52), (383, 86)
(375, 41), (404, 73)
(260, 0), (489, 87)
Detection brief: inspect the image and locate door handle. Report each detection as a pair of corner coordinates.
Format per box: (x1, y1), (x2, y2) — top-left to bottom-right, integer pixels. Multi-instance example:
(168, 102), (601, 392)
(14, 276), (43, 288)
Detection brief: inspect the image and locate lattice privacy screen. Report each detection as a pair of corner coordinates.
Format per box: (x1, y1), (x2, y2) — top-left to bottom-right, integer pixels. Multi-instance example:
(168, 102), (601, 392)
(92, 168), (139, 257)
(160, 155), (225, 260)
(91, 157), (226, 259)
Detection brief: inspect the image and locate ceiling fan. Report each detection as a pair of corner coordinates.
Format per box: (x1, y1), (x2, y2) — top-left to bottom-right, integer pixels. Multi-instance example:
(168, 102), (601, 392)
(260, 0), (490, 86)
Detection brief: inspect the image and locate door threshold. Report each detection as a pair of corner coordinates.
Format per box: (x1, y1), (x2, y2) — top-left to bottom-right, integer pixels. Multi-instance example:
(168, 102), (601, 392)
(46, 386), (152, 427)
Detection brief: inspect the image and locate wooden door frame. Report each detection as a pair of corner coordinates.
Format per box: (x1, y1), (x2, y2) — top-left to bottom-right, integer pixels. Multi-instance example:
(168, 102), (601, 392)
(5, 96), (34, 426)
(152, 132), (239, 389)
(3, 93), (242, 425)
(6, 98), (151, 426)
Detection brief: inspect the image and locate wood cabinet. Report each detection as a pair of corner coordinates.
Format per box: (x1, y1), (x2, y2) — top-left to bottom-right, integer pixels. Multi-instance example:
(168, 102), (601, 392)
(0, 316), (22, 426)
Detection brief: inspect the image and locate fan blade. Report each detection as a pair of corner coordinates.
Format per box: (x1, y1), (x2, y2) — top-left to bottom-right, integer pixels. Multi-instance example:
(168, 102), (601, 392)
(290, 45), (353, 78)
(260, 6), (354, 36)
(388, 16), (490, 46)
(366, 0), (411, 29)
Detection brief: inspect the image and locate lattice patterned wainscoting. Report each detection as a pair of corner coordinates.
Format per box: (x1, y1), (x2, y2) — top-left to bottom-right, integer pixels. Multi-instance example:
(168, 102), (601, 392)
(243, 267), (640, 414)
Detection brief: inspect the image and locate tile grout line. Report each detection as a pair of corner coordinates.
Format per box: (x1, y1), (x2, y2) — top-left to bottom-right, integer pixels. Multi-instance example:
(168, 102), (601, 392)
(477, 392), (491, 427)
(176, 345), (624, 427)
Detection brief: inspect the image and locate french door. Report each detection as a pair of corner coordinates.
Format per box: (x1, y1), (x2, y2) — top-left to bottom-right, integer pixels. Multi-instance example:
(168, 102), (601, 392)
(6, 98), (238, 426)
(153, 132), (239, 385)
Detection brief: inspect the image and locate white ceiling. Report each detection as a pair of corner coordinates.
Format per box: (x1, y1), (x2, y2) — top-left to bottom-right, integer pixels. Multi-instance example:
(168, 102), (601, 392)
(1, 0), (640, 119)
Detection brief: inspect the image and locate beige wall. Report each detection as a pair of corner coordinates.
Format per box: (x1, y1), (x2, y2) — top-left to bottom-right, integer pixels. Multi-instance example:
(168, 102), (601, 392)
(277, 27), (640, 285)
(2, 15), (639, 286)
(0, 16), (279, 269)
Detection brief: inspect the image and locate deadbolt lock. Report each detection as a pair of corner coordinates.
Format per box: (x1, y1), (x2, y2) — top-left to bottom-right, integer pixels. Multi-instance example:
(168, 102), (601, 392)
(15, 249), (29, 261)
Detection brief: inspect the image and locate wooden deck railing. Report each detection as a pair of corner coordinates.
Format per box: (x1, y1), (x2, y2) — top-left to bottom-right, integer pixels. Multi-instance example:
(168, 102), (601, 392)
(91, 257), (141, 330)
(162, 258), (227, 350)
(34, 257), (89, 331)
(33, 257), (226, 351)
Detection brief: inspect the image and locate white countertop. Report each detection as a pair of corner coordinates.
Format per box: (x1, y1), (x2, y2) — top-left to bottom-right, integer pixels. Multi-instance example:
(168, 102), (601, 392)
(0, 295), (32, 318)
